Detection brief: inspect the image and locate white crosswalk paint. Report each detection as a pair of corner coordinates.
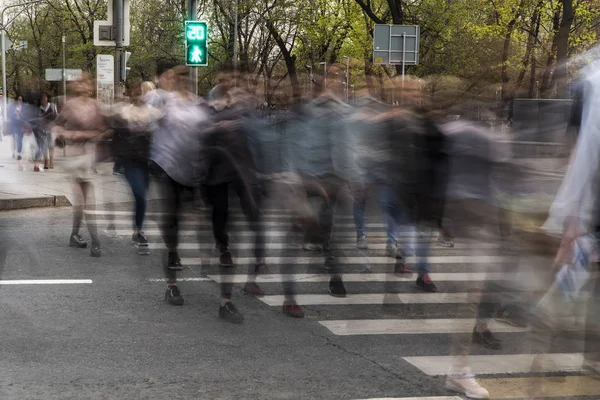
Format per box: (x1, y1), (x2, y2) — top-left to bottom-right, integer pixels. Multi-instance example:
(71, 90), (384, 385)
(147, 242), (493, 250)
(0, 279), (93, 284)
(86, 209), (291, 215)
(402, 353), (584, 376)
(179, 255), (513, 266)
(113, 229), (430, 238)
(353, 397), (462, 400)
(148, 277), (212, 282)
(258, 293), (473, 306)
(206, 272), (508, 283)
(88, 219), (390, 229)
(319, 319), (529, 335)
(84, 209), (355, 219)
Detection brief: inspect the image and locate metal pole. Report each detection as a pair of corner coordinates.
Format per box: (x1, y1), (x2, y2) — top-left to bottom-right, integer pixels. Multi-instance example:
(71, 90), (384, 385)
(401, 33), (406, 88)
(62, 35), (66, 99)
(343, 56), (349, 102)
(1, 30), (5, 141)
(187, 0), (198, 95)
(114, 0), (124, 100)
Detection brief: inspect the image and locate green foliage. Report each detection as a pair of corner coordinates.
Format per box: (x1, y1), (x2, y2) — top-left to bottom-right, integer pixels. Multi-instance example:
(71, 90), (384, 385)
(5, 0), (599, 102)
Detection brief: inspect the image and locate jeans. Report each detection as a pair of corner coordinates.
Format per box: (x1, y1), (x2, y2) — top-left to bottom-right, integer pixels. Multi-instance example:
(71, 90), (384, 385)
(123, 162), (149, 231)
(353, 182), (414, 245)
(13, 131), (23, 154)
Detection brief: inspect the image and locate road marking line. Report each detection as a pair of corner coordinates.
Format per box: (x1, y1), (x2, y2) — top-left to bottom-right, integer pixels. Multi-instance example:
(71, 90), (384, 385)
(147, 242), (492, 250)
(0, 279), (93, 285)
(402, 353), (584, 376)
(479, 375), (600, 398)
(113, 229), (431, 238)
(206, 272), (510, 283)
(258, 293), (474, 306)
(88, 219), (389, 228)
(179, 255), (513, 266)
(148, 278), (212, 282)
(85, 209), (355, 219)
(319, 319), (528, 335)
(353, 397), (462, 400)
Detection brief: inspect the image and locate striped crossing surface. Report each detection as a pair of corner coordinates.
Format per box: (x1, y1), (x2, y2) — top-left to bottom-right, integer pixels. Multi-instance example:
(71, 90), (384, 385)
(88, 207), (592, 399)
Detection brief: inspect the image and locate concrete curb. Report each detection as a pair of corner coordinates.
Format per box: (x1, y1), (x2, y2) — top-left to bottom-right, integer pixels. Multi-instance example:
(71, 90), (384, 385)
(0, 195), (72, 211)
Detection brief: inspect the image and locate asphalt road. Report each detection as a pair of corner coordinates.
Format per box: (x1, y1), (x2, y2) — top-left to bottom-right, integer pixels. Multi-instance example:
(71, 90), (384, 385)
(0, 196), (596, 400)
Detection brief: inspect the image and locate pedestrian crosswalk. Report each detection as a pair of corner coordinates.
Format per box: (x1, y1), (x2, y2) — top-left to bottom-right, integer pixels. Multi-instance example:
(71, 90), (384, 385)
(87, 207), (595, 399)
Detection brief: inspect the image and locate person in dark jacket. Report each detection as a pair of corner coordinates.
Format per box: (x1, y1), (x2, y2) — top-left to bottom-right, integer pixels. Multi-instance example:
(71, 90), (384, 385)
(34, 93), (58, 171)
(106, 81), (161, 253)
(203, 84), (268, 297)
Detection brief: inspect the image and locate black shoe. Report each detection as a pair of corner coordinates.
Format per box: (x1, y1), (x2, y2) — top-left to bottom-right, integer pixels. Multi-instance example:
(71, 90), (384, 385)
(90, 243), (101, 257)
(164, 286), (184, 306)
(132, 232), (150, 255)
(167, 252), (183, 271)
(472, 328), (502, 350)
(254, 261), (270, 275)
(219, 248), (234, 267)
(394, 260), (413, 276)
(243, 281), (264, 297)
(416, 274), (437, 292)
(69, 234), (88, 248)
(495, 305), (528, 328)
(328, 276), (347, 297)
(219, 302), (244, 323)
(132, 232), (149, 246)
(283, 301), (305, 318)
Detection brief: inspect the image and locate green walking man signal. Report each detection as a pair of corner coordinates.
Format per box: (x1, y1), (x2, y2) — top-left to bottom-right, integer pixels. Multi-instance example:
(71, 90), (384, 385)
(185, 21), (208, 66)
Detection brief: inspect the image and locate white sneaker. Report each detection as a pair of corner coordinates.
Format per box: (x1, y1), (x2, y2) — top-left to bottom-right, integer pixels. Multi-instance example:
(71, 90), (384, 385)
(446, 371), (489, 399)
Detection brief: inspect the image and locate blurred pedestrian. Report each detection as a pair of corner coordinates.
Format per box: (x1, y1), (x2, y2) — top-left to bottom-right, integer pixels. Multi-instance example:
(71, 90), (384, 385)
(54, 73), (111, 257)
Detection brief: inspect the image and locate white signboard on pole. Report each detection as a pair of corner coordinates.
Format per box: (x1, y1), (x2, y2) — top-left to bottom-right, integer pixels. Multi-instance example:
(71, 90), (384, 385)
(96, 54), (114, 104)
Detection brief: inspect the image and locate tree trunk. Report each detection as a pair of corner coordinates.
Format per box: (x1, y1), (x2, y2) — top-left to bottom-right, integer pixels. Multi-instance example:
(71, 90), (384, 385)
(514, 1), (542, 98)
(540, 6), (561, 97)
(500, 0), (525, 104)
(528, 8), (542, 98)
(265, 20), (300, 102)
(555, 0), (573, 98)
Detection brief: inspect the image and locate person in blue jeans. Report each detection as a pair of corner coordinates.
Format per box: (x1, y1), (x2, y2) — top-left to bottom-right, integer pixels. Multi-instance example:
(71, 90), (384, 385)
(106, 81), (161, 254)
(10, 95), (25, 169)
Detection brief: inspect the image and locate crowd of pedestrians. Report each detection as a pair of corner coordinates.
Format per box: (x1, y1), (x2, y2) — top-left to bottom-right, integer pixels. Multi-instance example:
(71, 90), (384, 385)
(5, 61), (600, 399)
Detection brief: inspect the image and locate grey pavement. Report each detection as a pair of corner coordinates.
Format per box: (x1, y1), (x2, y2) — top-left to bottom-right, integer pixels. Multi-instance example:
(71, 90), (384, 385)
(0, 195), (596, 399)
(0, 132), (569, 216)
(0, 135), (163, 210)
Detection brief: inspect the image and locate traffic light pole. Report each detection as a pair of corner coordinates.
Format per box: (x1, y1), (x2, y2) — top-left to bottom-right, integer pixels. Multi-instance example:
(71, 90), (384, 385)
(114, 0), (124, 100)
(188, 0), (198, 95)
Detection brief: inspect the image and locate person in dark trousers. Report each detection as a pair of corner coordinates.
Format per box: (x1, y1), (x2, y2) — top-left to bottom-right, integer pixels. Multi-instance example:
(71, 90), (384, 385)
(203, 83), (270, 298)
(106, 81), (160, 254)
(149, 66), (246, 324)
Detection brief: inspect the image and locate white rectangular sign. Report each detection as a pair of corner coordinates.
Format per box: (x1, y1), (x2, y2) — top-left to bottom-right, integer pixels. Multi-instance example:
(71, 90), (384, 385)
(96, 54), (114, 84)
(45, 69), (82, 82)
(96, 55), (114, 104)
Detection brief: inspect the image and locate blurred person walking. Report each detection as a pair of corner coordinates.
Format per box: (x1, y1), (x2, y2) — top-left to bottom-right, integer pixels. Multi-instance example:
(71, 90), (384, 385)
(106, 80), (162, 254)
(54, 73), (111, 257)
(34, 93), (58, 171)
(10, 95), (25, 169)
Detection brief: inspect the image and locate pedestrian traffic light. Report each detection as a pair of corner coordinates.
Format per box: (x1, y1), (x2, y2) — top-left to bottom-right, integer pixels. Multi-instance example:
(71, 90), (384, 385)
(121, 51), (131, 81)
(185, 21), (208, 66)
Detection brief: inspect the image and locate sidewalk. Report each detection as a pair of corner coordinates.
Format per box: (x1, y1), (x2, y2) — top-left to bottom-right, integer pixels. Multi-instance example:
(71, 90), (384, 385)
(0, 133), (569, 212)
(0, 135), (162, 211)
